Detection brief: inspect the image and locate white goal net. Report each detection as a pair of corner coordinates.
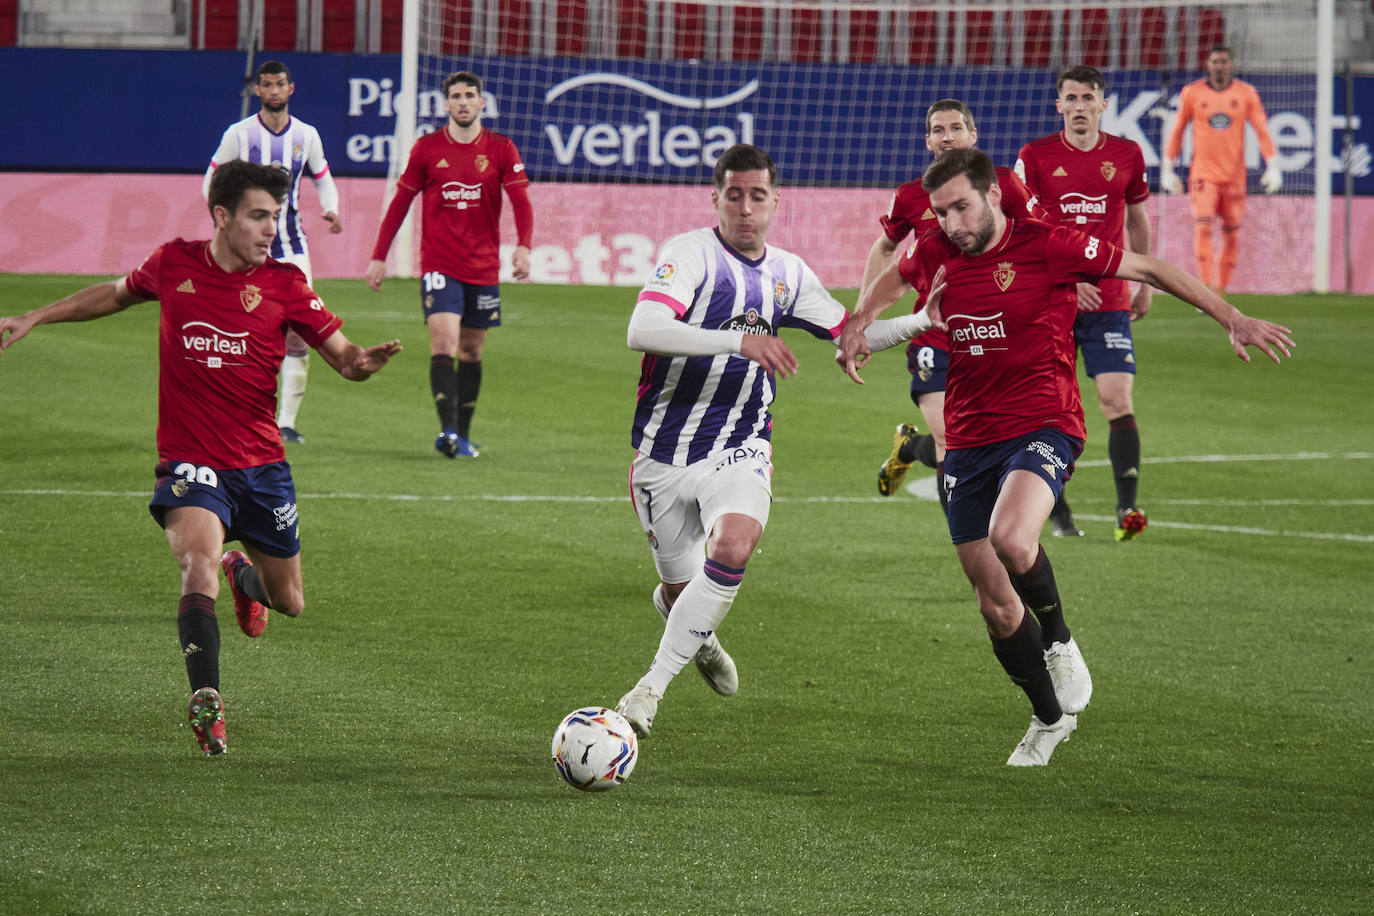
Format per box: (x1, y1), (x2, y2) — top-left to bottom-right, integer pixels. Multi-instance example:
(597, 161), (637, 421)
(386, 0), (1329, 293)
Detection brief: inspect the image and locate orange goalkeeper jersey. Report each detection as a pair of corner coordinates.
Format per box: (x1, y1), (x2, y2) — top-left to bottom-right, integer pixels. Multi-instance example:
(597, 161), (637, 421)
(1165, 78), (1276, 187)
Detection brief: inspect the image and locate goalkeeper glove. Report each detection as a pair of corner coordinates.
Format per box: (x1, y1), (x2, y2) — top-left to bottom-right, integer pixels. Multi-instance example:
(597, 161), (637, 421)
(1261, 161), (1283, 194)
(1159, 160), (1183, 194)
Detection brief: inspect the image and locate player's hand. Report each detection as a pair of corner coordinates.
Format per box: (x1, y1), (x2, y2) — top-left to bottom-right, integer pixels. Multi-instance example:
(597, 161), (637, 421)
(923, 266), (948, 331)
(1227, 315), (1294, 364)
(364, 259), (386, 292)
(1075, 282), (1103, 312)
(353, 339), (403, 377)
(511, 245), (531, 281)
(1261, 162), (1283, 195)
(1160, 161), (1183, 195)
(836, 315), (874, 385)
(740, 334), (798, 379)
(1129, 283), (1152, 322)
(322, 211), (344, 234)
(0, 314), (35, 353)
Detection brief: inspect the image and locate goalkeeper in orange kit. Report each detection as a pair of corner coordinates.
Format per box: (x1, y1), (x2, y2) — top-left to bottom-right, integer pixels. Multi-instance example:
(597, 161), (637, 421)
(1161, 44), (1282, 293)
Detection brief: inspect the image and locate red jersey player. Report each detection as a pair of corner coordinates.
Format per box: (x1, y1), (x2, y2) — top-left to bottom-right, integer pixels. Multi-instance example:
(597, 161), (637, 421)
(861, 99), (1046, 516)
(838, 148), (1292, 767)
(367, 71), (534, 459)
(1017, 65), (1152, 541)
(1161, 44), (1282, 293)
(0, 161), (402, 757)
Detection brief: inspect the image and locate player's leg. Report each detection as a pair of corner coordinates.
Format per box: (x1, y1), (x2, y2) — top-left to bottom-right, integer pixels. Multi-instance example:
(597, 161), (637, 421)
(878, 344), (945, 500)
(162, 505), (230, 756)
(455, 283), (502, 448)
(916, 389), (948, 516)
(219, 461), (306, 637)
(1081, 311), (1145, 539)
(276, 254), (313, 442)
(1190, 180), (1221, 289)
(1216, 186), (1248, 294)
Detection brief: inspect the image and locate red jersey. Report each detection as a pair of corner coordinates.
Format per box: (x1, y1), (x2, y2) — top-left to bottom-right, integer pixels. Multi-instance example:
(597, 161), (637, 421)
(1015, 131), (1148, 312)
(902, 220), (1124, 450)
(372, 127), (531, 284)
(879, 165), (1045, 352)
(125, 239), (342, 468)
(1165, 78), (1276, 187)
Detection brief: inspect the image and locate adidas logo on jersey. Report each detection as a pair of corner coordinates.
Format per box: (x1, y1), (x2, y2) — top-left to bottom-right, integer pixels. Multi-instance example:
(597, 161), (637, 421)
(177, 279), (197, 293)
(437, 158), (450, 168)
(1053, 166), (1068, 177)
(921, 207), (935, 220)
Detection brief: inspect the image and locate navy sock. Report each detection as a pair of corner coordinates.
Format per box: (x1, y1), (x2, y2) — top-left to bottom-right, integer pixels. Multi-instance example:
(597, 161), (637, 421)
(456, 360), (482, 439)
(229, 556), (272, 608)
(430, 355), (457, 431)
(177, 593), (220, 692)
(1108, 414), (1141, 511)
(990, 610), (1062, 723)
(1007, 545), (1070, 648)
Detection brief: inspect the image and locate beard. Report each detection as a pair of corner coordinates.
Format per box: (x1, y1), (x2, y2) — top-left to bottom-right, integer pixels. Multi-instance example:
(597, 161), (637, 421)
(953, 206), (997, 254)
(261, 98), (287, 113)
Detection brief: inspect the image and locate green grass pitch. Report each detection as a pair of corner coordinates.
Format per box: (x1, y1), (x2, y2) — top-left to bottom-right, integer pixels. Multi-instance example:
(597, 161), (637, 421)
(1, 274), (1371, 914)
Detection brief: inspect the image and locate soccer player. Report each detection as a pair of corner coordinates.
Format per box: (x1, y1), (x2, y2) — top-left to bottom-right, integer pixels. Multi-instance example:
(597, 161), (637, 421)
(615, 144), (931, 739)
(862, 99), (1046, 516)
(366, 71), (533, 459)
(204, 60), (344, 444)
(0, 161), (402, 757)
(1161, 44), (1283, 294)
(1016, 65), (1152, 540)
(838, 149), (1291, 766)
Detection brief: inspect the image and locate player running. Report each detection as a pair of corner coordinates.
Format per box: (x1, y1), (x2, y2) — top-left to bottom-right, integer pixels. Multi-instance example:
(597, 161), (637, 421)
(838, 149), (1291, 766)
(1161, 44), (1283, 294)
(1016, 65), (1152, 540)
(0, 161), (401, 757)
(204, 60), (344, 444)
(367, 71), (533, 459)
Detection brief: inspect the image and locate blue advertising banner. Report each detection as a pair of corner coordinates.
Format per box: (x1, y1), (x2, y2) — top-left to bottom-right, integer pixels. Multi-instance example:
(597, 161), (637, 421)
(1, 48), (1369, 192)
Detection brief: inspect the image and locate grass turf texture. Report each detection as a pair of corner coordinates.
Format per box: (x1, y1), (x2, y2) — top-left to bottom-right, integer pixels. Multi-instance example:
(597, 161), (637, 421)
(1, 274), (1370, 914)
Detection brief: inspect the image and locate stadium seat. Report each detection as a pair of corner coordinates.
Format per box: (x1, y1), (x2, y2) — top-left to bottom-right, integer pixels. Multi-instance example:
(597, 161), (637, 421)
(847, 8), (879, 63)
(672, 3), (705, 60)
(497, 0), (531, 57)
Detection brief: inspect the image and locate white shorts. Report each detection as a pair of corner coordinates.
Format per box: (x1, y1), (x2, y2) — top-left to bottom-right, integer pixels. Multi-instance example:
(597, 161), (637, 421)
(277, 251), (314, 286)
(629, 440), (773, 585)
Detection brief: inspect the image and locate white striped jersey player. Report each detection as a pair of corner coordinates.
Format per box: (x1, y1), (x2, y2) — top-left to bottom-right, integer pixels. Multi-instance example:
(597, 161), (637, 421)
(202, 114), (339, 265)
(631, 227), (850, 467)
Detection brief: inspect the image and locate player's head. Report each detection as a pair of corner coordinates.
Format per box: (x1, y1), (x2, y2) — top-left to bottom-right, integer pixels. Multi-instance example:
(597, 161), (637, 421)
(1055, 65), (1108, 138)
(711, 144), (779, 259)
(207, 161), (289, 267)
(254, 61), (294, 113)
(443, 72), (485, 129)
(922, 148), (1003, 256)
(1206, 45), (1234, 86)
(925, 99), (977, 157)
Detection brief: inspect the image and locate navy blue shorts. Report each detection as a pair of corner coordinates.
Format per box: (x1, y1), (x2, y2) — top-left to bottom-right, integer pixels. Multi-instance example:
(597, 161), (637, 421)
(906, 342), (948, 402)
(421, 272), (502, 329)
(944, 429), (1084, 545)
(1075, 310), (1135, 377)
(148, 460), (300, 558)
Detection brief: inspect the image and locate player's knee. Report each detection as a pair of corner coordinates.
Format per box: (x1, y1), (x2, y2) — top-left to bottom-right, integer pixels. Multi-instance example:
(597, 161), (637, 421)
(271, 586), (305, 617)
(988, 529), (1037, 575)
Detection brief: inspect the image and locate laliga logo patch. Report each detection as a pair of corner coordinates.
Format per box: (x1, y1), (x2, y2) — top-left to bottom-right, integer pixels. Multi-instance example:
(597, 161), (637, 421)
(1100, 161), (1116, 181)
(654, 263), (675, 280)
(773, 279), (789, 309)
(240, 284), (262, 312)
(993, 261), (1016, 292)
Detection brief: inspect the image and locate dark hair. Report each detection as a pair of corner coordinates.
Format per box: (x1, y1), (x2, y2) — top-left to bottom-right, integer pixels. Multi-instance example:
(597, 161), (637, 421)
(922, 147), (996, 196)
(1208, 44), (1234, 59)
(256, 60), (291, 83)
(207, 160), (290, 216)
(925, 99), (976, 135)
(713, 143), (777, 189)
(443, 71), (483, 96)
(1056, 64), (1106, 93)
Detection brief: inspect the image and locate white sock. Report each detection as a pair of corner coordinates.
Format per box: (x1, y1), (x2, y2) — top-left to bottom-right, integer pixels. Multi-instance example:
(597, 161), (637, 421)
(639, 560), (742, 695)
(276, 353), (309, 427)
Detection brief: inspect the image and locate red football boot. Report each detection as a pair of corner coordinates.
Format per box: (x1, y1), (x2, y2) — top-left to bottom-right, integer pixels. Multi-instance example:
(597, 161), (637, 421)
(221, 549), (269, 637)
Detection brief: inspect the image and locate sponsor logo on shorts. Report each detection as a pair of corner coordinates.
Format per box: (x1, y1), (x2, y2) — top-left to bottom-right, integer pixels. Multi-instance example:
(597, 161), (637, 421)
(1026, 440), (1069, 475)
(477, 293), (500, 311)
(714, 444), (771, 470)
(1104, 331), (1134, 351)
(273, 502), (299, 533)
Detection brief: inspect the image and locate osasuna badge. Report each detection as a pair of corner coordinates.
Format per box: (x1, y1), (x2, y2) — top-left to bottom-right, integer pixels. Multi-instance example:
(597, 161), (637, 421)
(475, 154), (489, 172)
(993, 261), (1016, 292)
(240, 283), (262, 313)
(171, 479), (190, 498)
(1100, 161), (1117, 182)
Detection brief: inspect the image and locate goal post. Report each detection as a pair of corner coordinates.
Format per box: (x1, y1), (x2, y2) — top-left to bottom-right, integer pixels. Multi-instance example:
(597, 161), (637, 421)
(387, 0), (1332, 293)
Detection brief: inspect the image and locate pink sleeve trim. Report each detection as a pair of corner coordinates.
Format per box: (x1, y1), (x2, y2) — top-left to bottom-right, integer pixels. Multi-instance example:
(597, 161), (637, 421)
(637, 290), (688, 318)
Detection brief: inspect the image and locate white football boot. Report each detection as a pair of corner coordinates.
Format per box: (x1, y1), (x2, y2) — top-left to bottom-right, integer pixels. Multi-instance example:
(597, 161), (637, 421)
(1044, 638), (1092, 714)
(615, 683), (661, 739)
(1006, 713), (1078, 766)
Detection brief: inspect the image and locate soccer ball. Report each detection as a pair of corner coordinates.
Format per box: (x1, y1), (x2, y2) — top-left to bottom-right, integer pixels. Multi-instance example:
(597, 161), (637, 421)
(551, 706), (638, 791)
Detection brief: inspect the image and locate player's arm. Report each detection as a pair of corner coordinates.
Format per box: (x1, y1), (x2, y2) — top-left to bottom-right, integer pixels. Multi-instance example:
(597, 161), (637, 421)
(314, 329), (402, 381)
(506, 182), (533, 281)
(859, 234), (899, 294)
(837, 254), (920, 383)
(627, 299), (798, 378)
(0, 279), (146, 354)
(1112, 251), (1293, 363)
(365, 181), (422, 291)
(202, 129), (237, 200)
(1250, 91), (1283, 194)
(1125, 201), (1154, 320)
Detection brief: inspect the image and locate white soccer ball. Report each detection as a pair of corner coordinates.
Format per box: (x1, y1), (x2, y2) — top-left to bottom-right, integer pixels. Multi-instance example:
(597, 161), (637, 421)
(551, 706), (638, 791)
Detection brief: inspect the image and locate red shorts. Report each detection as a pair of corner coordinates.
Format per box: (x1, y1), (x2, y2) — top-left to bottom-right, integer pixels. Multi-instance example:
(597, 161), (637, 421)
(1189, 178), (1247, 227)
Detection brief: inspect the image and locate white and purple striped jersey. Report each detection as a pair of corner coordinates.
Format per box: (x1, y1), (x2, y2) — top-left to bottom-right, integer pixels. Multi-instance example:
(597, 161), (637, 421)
(632, 227), (848, 467)
(203, 114), (339, 261)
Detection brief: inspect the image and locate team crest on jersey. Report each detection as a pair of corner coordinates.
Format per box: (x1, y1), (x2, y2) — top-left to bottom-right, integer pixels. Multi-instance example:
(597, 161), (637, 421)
(1100, 161), (1116, 181)
(292, 143), (304, 162)
(240, 284), (263, 312)
(721, 308), (773, 336)
(772, 280), (790, 309)
(993, 261), (1016, 292)
(475, 154), (489, 172)
(1208, 112), (1233, 130)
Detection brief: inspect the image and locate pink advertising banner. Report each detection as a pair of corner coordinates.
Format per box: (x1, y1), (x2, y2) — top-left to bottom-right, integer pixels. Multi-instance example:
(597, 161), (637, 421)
(1, 173), (1370, 294)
